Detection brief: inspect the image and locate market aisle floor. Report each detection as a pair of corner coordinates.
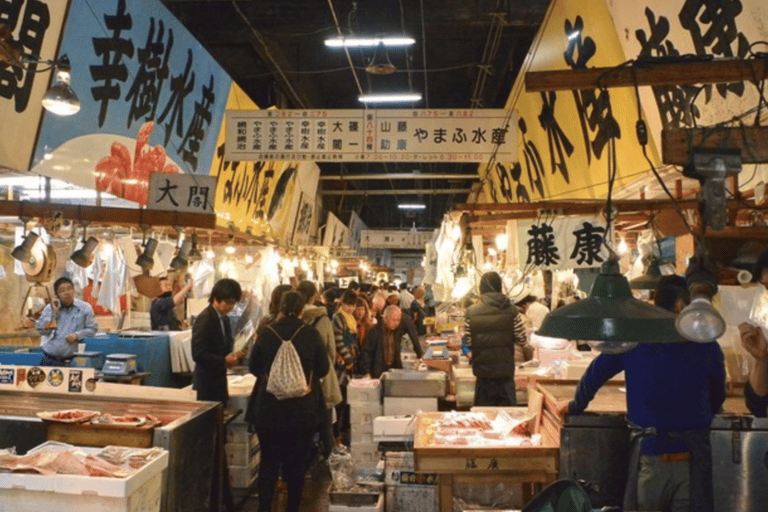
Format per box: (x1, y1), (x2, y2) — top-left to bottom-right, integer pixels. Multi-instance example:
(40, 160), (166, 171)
(234, 460), (332, 512)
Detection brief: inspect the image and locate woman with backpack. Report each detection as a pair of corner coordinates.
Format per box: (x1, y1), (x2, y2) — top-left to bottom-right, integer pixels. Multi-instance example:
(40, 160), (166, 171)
(247, 291), (329, 512)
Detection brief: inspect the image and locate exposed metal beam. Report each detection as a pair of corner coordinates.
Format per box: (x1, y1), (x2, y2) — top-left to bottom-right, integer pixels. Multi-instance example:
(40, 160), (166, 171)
(320, 173), (478, 180)
(320, 189), (472, 195)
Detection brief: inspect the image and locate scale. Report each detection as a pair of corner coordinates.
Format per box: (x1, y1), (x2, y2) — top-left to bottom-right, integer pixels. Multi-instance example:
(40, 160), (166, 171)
(424, 339), (449, 360)
(70, 351), (106, 370)
(101, 353), (138, 376)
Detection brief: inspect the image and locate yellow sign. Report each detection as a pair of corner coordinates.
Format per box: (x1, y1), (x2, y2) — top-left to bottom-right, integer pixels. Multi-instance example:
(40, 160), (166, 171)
(210, 86), (309, 240)
(476, 0), (663, 204)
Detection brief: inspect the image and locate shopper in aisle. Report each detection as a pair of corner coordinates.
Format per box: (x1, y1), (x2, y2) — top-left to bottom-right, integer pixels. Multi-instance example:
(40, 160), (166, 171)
(410, 286), (428, 336)
(398, 282), (415, 309)
(332, 290), (359, 444)
(739, 250), (768, 417)
(564, 275), (726, 512)
(191, 278), (246, 403)
(297, 280), (342, 456)
(37, 276), (98, 366)
(150, 275), (193, 330)
(514, 294), (550, 331)
(464, 271), (527, 406)
(353, 297), (374, 349)
(360, 304), (425, 378)
(256, 284), (293, 335)
(247, 291), (329, 512)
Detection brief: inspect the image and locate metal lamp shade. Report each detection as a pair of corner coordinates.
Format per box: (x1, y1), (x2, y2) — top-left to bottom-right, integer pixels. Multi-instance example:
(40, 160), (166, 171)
(11, 231), (39, 262)
(537, 260), (686, 343)
(188, 233), (202, 261)
(136, 237), (158, 271)
(629, 258), (662, 290)
(169, 240), (192, 271)
(70, 237), (99, 268)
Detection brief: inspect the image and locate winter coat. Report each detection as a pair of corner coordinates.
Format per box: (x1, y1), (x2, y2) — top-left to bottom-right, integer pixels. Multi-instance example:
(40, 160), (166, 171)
(465, 292), (526, 379)
(302, 304), (343, 408)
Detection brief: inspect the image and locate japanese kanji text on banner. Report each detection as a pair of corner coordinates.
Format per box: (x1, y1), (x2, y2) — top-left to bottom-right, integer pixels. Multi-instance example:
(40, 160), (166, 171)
(225, 109), (518, 163)
(148, 173), (216, 213)
(517, 216), (610, 270)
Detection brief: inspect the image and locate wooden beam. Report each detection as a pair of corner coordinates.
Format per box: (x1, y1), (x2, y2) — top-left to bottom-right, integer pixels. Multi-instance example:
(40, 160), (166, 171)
(662, 126), (768, 165)
(525, 58), (768, 92)
(0, 201), (217, 230)
(456, 198), (704, 213)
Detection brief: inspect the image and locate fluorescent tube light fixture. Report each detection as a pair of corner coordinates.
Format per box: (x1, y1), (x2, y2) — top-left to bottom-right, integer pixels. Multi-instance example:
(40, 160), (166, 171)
(359, 93), (422, 103)
(325, 37), (415, 48)
(398, 204), (426, 210)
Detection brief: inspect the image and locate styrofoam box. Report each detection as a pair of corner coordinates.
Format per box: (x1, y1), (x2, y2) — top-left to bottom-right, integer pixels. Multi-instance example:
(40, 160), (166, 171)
(348, 378), (382, 404)
(351, 441), (380, 468)
(226, 423), (259, 449)
(384, 396), (437, 416)
(351, 428), (375, 446)
(0, 445), (169, 512)
(373, 416), (416, 441)
(225, 441), (260, 467)
(350, 403), (383, 426)
(329, 492), (384, 512)
(229, 450), (260, 489)
(352, 421), (374, 436)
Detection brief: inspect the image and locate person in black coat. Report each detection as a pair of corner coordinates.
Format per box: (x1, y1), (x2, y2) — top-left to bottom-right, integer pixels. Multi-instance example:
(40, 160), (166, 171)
(192, 278), (245, 403)
(248, 291), (329, 512)
(360, 305), (424, 378)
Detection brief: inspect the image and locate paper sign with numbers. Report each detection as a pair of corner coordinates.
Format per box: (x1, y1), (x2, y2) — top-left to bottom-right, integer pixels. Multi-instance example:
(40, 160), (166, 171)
(225, 109), (517, 163)
(148, 173), (216, 214)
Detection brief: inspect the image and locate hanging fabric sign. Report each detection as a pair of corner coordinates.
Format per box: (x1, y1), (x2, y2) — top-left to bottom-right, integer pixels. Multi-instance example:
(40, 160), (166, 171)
(516, 215), (610, 270)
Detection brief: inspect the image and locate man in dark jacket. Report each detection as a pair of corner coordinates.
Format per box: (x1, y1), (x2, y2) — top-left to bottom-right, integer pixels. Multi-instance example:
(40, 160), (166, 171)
(360, 305), (424, 378)
(465, 271), (526, 406)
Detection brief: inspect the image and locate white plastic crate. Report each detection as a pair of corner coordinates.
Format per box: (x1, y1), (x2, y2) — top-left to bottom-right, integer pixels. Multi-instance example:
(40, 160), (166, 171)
(383, 396), (437, 416)
(229, 450), (260, 489)
(373, 415), (416, 443)
(225, 441), (260, 467)
(350, 403), (383, 426)
(351, 441), (380, 469)
(0, 444), (169, 512)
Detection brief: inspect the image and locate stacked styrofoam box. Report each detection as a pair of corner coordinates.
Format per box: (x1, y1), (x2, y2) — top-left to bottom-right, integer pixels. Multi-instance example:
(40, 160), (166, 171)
(383, 396), (437, 416)
(348, 379), (383, 468)
(0, 443), (168, 512)
(453, 367), (476, 407)
(373, 415), (416, 443)
(226, 422), (260, 489)
(384, 452), (439, 512)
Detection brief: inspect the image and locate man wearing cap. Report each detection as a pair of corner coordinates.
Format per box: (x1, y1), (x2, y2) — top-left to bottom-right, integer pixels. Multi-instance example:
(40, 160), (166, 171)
(37, 276), (98, 366)
(465, 271), (527, 406)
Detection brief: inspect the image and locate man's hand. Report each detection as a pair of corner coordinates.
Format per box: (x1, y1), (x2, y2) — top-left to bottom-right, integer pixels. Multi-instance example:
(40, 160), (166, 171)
(554, 399), (571, 421)
(740, 322), (768, 361)
(225, 349), (247, 368)
(65, 334), (79, 345)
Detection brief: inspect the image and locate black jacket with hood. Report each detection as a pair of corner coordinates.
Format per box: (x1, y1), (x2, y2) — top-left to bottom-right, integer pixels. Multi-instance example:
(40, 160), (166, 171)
(465, 292), (526, 379)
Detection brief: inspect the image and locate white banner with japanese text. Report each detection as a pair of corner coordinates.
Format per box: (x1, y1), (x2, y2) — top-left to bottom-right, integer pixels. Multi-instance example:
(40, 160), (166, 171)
(148, 173), (216, 213)
(516, 216), (611, 270)
(224, 109), (517, 163)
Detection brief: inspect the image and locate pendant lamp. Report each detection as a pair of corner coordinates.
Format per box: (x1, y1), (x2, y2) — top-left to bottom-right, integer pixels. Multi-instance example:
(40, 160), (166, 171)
(537, 257), (686, 343)
(629, 256), (662, 290)
(676, 244), (726, 342)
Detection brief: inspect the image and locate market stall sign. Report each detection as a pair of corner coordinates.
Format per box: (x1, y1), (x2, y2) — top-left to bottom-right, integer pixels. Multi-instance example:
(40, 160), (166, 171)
(147, 173), (216, 214)
(30, 0), (232, 204)
(224, 109), (518, 163)
(516, 216), (610, 270)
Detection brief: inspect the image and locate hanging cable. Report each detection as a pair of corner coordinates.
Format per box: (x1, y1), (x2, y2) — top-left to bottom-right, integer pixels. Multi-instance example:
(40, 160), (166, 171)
(326, 0), (364, 97)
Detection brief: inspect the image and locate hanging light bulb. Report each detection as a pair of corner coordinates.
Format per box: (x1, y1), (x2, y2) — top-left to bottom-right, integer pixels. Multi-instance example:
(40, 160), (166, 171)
(225, 235), (236, 255)
(451, 276), (472, 299)
(487, 247), (497, 257)
(676, 245), (726, 342)
(245, 254), (254, 264)
(41, 55), (80, 116)
(617, 236), (628, 255)
(495, 233), (508, 252)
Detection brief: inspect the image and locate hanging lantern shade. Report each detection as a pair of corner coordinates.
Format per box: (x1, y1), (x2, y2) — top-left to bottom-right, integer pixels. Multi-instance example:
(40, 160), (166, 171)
(537, 259), (686, 343)
(629, 257), (662, 290)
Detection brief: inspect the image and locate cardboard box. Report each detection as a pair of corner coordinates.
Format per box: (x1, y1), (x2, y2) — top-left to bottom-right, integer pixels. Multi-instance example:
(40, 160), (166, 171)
(0, 444), (168, 512)
(348, 378), (382, 404)
(384, 396), (437, 416)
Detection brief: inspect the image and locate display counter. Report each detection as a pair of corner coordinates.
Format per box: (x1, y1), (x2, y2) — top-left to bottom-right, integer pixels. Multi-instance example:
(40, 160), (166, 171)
(535, 380), (762, 511)
(0, 390), (220, 512)
(84, 333), (172, 387)
(413, 410), (558, 511)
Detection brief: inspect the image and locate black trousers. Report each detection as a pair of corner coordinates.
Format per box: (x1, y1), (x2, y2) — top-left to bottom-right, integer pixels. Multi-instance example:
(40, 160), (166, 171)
(474, 378), (517, 406)
(255, 428), (314, 512)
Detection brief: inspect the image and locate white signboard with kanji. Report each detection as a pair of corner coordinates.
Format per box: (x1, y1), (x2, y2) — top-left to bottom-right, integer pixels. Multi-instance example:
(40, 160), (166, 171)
(224, 109), (517, 163)
(516, 216), (611, 270)
(148, 173), (216, 214)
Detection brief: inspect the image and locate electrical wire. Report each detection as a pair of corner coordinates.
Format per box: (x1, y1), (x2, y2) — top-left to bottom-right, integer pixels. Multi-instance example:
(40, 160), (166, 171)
(326, 0), (364, 97)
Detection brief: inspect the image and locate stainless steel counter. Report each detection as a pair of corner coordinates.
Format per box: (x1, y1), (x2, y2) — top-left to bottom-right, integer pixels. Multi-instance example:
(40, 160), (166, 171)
(0, 390), (220, 512)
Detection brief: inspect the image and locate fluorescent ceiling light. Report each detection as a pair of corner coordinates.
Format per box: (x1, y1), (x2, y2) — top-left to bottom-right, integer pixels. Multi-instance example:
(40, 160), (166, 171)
(359, 93), (422, 103)
(325, 37), (415, 48)
(398, 204), (426, 210)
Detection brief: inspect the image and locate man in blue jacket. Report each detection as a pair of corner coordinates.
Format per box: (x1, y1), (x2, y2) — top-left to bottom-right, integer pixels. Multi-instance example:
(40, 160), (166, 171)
(565, 275), (726, 512)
